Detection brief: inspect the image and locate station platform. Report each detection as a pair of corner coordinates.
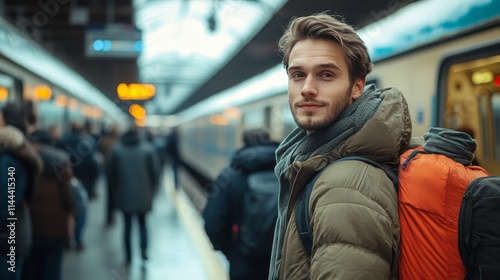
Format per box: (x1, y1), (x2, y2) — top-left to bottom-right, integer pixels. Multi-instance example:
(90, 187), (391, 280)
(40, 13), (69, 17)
(62, 167), (228, 280)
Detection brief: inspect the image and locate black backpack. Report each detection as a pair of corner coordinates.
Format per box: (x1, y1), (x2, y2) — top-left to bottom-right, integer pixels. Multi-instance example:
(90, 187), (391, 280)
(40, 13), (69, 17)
(458, 176), (500, 280)
(295, 156), (398, 255)
(237, 170), (279, 258)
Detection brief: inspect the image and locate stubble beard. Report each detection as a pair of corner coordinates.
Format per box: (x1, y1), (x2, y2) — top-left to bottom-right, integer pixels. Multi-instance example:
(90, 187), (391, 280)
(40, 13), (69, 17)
(291, 89), (352, 131)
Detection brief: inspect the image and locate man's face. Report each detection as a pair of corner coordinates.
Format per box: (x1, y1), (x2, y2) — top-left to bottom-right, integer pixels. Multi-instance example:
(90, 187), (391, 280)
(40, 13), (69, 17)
(287, 39), (364, 133)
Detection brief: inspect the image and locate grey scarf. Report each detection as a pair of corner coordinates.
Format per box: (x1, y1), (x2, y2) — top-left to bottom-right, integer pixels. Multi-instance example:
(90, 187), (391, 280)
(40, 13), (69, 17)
(423, 127), (477, 165)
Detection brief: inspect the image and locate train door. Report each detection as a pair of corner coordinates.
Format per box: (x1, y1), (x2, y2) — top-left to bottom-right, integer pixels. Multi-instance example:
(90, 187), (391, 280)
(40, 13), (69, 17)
(438, 42), (500, 175)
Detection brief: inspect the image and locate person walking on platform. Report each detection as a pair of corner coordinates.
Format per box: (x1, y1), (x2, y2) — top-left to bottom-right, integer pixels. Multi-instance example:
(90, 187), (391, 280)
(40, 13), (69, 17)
(204, 128), (280, 280)
(107, 126), (159, 266)
(98, 124), (120, 227)
(23, 129), (73, 280)
(165, 127), (180, 189)
(268, 12), (412, 279)
(0, 103), (43, 280)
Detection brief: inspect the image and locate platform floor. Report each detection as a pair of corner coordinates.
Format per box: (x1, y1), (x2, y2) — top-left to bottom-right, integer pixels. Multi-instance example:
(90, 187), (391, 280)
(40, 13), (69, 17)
(62, 167), (228, 280)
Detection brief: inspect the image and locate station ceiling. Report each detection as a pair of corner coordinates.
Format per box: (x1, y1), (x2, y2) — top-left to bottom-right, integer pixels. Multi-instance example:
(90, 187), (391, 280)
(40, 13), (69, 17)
(2, 0), (419, 116)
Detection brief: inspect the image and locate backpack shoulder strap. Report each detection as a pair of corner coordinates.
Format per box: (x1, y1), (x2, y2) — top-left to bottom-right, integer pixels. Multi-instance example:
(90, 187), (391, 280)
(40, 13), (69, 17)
(295, 156), (398, 256)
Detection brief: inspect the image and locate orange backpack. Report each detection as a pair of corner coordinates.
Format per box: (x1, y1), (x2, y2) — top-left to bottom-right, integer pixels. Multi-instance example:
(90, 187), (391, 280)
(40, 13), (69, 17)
(398, 147), (489, 279)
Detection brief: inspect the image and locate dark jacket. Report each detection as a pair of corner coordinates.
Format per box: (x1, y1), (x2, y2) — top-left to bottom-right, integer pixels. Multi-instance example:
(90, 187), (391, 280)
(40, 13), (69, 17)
(165, 130), (180, 162)
(203, 141), (279, 280)
(29, 130), (73, 240)
(107, 130), (159, 214)
(59, 132), (99, 189)
(0, 126), (43, 257)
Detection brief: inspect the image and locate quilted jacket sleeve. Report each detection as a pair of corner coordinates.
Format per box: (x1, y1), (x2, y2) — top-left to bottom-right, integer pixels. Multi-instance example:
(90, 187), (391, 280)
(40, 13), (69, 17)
(309, 161), (399, 280)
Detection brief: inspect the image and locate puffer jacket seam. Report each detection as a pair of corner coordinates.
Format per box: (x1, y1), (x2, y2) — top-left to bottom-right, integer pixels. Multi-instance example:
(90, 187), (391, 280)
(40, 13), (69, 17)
(312, 186), (398, 230)
(313, 242), (392, 265)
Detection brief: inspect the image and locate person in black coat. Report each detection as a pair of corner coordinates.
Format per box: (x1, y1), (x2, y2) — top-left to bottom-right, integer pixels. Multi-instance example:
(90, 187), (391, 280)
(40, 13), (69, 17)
(107, 127), (159, 265)
(203, 128), (279, 280)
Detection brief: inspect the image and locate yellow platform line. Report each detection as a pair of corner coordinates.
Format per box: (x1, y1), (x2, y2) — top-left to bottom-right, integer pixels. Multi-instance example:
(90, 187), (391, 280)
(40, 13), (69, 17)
(163, 173), (228, 280)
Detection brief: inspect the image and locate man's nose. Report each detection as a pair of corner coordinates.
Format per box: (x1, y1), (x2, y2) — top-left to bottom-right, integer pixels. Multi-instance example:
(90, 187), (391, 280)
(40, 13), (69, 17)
(301, 76), (318, 97)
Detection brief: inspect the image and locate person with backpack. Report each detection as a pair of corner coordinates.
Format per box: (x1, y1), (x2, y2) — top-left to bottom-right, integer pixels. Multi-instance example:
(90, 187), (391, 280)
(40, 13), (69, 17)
(203, 128), (280, 280)
(269, 12), (412, 279)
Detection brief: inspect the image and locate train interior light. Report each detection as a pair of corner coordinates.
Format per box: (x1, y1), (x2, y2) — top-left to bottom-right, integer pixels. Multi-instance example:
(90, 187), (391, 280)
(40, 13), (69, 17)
(34, 85), (52, 101)
(0, 87), (8, 102)
(472, 71), (494, 85)
(55, 95), (68, 107)
(210, 114), (229, 126)
(68, 98), (79, 110)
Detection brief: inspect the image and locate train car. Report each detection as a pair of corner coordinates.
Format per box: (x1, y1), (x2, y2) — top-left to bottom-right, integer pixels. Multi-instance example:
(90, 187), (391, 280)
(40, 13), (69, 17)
(172, 0), (500, 201)
(364, 0), (500, 174)
(0, 17), (127, 136)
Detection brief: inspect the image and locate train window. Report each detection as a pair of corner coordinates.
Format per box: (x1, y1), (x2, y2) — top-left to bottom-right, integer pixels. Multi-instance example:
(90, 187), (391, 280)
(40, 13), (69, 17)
(492, 93), (500, 161)
(38, 100), (65, 132)
(243, 108), (265, 128)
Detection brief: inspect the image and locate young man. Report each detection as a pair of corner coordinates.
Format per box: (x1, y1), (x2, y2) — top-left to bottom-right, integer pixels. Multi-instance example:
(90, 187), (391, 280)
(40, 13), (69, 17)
(269, 13), (412, 279)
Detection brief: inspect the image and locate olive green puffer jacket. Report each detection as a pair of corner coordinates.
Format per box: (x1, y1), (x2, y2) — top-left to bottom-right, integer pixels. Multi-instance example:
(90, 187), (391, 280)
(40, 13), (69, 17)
(277, 89), (411, 280)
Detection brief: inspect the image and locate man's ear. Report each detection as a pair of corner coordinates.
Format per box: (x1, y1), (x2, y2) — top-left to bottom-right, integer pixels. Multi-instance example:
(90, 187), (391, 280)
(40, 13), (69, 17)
(351, 78), (365, 101)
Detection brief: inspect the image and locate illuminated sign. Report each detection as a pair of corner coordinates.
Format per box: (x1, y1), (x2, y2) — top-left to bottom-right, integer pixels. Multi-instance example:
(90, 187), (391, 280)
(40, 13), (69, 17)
(117, 83), (155, 100)
(85, 24), (142, 58)
(129, 104), (146, 120)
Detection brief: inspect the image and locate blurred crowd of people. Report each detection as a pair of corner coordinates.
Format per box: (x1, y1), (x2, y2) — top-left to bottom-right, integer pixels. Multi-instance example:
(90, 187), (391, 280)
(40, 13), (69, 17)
(0, 102), (175, 280)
